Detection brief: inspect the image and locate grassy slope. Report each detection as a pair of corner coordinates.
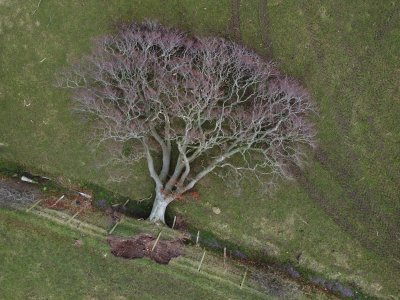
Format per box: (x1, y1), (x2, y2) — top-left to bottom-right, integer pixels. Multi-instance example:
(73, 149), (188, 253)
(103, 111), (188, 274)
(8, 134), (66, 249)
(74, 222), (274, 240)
(0, 0), (399, 298)
(0, 208), (275, 300)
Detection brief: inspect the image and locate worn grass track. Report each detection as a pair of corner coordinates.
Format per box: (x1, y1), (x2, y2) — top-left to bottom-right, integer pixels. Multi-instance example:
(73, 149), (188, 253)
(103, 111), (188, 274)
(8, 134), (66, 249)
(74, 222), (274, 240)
(0, 209), (272, 299)
(0, 208), (336, 299)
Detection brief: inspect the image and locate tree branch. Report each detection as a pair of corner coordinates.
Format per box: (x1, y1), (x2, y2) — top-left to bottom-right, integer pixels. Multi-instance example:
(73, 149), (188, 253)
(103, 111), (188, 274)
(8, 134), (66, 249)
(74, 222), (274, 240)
(59, 20), (315, 207)
(142, 138), (162, 188)
(150, 125), (171, 183)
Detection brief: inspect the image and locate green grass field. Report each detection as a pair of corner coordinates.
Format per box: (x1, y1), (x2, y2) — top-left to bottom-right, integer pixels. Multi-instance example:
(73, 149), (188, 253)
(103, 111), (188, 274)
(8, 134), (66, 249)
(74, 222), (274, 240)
(1, 0), (399, 298)
(0, 208), (275, 299)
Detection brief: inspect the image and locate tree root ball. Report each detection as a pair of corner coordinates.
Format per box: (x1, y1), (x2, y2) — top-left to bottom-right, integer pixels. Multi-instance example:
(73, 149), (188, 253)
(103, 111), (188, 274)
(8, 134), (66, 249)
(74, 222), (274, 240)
(106, 233), (184, 264)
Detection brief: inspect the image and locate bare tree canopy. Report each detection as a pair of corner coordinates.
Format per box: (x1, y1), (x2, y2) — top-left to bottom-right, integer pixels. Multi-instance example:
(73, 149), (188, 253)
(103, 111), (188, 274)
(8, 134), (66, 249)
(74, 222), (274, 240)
(58, 21), (315, 224)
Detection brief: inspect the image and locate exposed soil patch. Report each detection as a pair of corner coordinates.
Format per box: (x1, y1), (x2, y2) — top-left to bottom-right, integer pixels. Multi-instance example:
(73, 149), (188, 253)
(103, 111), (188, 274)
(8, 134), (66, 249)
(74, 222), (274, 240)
(169, 214), (187, 230)
(107, 233), (184, 264)
(42, 194), (94, 214)
(309, 276), (354, 298)
(104, 206), (123, 226)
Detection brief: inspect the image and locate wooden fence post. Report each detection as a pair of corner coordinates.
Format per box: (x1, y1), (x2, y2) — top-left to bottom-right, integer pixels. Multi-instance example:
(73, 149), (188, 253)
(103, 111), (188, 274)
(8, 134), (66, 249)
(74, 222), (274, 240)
(240, 269), (248, 289)
(51, 195), (64, 207)
(197, 249), (206, 272)
(122, 199), (130, 208)
(196, 230), (200, 246)
(172, 216), (176, 229)
(223, 247), (227, 273)
(66, 209), (82, 224)
(26, 199), (42, 212)
(108, 220), (121, 235)
(151, 231), (162, 252)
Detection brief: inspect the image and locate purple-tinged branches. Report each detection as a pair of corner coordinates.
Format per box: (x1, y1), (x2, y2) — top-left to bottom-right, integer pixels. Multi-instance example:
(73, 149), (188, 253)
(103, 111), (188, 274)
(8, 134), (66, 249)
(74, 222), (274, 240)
(58, 20), (316, 200)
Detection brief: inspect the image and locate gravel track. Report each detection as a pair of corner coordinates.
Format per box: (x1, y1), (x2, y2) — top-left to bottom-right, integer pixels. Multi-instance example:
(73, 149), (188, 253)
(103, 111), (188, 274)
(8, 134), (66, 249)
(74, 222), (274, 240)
(0, 178), (39, 209)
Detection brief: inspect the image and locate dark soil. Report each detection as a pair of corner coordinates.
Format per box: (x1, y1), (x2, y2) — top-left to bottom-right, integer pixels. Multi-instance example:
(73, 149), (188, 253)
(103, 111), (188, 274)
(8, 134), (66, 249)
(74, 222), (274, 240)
(104, 206), (123, 226)
(106, 233), (184, 264)
(42, 194), (94, 214)
(169, 214), (187, 230)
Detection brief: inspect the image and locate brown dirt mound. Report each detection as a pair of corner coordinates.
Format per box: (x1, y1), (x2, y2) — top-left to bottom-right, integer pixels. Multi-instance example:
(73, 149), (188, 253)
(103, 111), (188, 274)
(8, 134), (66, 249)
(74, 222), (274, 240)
(106, 234), (184, 264)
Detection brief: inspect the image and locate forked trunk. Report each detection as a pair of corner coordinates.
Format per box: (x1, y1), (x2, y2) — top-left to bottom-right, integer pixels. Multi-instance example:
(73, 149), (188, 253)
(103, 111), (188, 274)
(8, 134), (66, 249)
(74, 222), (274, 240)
(148, 190), (170, 224)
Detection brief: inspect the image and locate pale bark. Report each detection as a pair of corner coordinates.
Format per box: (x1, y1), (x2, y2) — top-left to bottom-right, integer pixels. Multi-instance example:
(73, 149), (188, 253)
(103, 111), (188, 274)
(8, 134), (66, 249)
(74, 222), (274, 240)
(148, 189), (172, 224)
(59, 21), (315, 225)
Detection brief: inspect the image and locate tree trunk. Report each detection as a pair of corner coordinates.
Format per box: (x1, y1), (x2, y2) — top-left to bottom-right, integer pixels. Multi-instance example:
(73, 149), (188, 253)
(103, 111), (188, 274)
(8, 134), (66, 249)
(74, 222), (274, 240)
(148, 190), (169, 224)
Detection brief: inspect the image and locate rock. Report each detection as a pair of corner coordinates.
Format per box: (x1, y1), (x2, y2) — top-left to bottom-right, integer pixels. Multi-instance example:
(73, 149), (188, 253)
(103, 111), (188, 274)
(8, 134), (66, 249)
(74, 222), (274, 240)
(73, 239), (83, 247)
(78, 191), (91, 199)
(212, 207), (221, 214)
(21, 176), (36, 183)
